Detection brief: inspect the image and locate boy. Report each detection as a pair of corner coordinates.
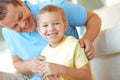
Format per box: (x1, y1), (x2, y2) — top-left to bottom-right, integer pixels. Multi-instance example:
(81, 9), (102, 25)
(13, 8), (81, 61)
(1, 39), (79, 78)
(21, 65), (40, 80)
(36, 5), (93, 80)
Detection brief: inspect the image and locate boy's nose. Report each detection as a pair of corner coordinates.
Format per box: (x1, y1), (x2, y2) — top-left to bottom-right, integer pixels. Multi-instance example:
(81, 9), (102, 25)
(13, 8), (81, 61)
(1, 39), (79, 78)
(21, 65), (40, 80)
(48, 25), (55, 30)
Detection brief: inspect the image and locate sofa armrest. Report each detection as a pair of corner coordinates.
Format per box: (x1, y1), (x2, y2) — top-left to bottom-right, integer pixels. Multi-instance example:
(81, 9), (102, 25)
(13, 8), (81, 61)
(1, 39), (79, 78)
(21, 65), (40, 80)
(93, 24), (120, 56)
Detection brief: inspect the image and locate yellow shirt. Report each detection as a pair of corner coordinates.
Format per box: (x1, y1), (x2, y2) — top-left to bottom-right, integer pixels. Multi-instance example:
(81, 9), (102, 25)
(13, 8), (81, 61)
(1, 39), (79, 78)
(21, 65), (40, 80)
(41, 36), (89, 80)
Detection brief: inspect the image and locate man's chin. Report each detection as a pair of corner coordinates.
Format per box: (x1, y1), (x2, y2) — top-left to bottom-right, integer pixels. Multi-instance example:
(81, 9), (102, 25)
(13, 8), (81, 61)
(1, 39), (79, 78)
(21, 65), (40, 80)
(28, 28), (36, 32)
(22, 25), (36, 32)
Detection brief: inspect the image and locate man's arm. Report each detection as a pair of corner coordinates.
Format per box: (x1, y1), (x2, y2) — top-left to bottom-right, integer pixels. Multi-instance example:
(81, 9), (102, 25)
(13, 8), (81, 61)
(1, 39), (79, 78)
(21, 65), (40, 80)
(79, 9), (101, 60)
(12, 56), (32, 75)
(84, 9), (101, 43)
(12, 55), (45, 75)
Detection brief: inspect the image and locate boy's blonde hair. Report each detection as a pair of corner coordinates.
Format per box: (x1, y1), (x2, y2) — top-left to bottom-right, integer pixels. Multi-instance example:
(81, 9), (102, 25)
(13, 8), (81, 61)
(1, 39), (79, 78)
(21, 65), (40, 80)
(37, 5), (66, 24)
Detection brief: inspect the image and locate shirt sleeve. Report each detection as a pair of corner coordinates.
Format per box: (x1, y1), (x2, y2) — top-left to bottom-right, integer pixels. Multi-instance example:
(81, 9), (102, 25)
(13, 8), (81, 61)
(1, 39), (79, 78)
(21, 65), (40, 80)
(2, 28), (17, 56)
(63, 2), (87, 27)
(74, 43), (88, 68)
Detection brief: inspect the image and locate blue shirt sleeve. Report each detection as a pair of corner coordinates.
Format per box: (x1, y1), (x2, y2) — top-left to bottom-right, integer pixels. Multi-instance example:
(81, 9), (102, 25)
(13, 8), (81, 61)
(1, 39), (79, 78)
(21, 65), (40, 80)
(2, 28), (48, 60)
(63, 2), (87, 27)
(2, 28), (18, 56)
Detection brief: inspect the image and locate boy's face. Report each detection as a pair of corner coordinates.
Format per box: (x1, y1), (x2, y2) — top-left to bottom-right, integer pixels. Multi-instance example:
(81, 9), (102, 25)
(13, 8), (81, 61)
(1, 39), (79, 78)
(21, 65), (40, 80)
(0, 3), (36, 33)
(37, 11), (68, 46)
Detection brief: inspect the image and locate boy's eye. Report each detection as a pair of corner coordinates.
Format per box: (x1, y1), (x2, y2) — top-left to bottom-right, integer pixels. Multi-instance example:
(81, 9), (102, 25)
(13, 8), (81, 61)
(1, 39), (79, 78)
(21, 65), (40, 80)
(42, 24), (48, 27)
(54, 22), (60, 25)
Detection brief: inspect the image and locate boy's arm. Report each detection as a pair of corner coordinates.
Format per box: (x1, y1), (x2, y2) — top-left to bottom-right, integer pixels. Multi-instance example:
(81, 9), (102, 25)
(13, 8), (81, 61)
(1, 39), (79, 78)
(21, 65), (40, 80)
(61, 63), (91, 80)
(39, 62), (91, 80)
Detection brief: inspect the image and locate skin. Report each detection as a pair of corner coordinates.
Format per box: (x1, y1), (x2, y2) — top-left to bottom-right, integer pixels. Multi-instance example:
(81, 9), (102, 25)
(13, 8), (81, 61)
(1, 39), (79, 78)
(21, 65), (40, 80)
(0, 72), (3, 80)
(37, 11), (91, 80)
(79, 9), (101, 60)
(0, 2), (36, 32)
(0, 0), (101, 77)
(37, 11), (68, 47)
(39, 62), (91, 80)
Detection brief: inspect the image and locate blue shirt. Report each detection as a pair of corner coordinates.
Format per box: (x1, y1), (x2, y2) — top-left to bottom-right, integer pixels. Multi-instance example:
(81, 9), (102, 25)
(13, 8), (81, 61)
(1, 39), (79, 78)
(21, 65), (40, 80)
(2, 0), (87, 78)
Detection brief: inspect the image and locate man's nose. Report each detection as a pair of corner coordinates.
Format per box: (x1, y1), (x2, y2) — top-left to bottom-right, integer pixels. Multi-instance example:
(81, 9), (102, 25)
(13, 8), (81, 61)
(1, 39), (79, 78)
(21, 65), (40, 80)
(20, 20), (28, 29)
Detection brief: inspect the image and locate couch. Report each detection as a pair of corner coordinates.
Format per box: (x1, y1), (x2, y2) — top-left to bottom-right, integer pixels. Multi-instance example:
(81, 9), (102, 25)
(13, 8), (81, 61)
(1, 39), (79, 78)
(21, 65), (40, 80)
(90, 3), (120, 80)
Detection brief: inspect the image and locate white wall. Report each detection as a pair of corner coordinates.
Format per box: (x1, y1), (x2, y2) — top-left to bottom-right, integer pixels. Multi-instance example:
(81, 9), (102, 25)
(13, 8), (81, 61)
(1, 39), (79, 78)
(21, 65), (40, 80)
(106, 0), (120, 6)
(91, 3), (120, 80)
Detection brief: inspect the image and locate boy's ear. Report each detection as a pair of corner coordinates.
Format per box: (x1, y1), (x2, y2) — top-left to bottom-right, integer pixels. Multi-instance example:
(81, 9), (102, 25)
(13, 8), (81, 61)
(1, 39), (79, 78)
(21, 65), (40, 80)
(36, 27), (41, 34)
(36, 26), (39, 29)
(64, 22), (68, 31)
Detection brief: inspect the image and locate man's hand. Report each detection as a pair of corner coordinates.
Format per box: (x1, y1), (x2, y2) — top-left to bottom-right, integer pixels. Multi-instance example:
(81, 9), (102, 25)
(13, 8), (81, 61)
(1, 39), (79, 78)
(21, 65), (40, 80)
(26, 56), (46, 74)
(12, 56), (46, 75)
(38, 62), (60, 77)
(79, 38), (94, 60)
(36, 62), (60, 80)
(80, 9), (101, 60)
(46, 75), (59, 80)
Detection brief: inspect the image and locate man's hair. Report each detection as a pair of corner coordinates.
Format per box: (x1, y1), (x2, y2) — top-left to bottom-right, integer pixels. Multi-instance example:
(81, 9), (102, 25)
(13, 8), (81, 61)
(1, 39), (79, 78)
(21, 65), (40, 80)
(0, 0), (21, 20)
(37, 5), (66, 23)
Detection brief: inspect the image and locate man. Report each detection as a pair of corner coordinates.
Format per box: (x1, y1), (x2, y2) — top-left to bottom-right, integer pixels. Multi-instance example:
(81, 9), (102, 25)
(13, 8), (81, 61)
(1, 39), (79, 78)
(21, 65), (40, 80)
(0, 0), (101, 80)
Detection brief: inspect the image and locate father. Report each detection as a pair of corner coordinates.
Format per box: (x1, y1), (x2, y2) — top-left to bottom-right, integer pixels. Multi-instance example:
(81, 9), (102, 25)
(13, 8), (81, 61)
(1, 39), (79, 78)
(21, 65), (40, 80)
(0, 0), (101, 80)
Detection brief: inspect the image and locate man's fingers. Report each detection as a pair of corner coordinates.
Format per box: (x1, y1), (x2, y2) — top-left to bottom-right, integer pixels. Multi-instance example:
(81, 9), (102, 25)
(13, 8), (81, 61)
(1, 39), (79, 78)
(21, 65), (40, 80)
(79, 39), (85, 48)
(38, 56), (46, 61)
(86, 48), (94, 60)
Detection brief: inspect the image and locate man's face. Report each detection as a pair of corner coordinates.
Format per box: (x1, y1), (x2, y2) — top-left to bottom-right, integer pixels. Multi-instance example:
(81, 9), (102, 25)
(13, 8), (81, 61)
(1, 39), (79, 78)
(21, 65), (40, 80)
(0, 3), (36, 33)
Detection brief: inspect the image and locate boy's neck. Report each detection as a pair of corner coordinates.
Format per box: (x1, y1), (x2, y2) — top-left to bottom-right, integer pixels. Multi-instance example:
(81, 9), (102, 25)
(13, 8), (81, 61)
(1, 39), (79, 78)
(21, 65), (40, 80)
(49, 36), (66, 48)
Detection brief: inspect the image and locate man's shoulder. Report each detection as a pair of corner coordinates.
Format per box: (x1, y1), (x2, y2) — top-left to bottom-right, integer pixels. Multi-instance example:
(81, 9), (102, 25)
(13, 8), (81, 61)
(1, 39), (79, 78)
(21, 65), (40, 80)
(22, 0), (38, 5)
(2, 28), (15, 35)
(24, 0), (66, 4)
(23, 0), (39, 4)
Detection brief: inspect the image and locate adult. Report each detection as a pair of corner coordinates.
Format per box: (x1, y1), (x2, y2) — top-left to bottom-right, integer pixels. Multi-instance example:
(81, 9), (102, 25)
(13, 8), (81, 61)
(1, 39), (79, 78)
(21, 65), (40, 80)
(0, 0), (101, 80)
